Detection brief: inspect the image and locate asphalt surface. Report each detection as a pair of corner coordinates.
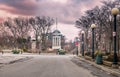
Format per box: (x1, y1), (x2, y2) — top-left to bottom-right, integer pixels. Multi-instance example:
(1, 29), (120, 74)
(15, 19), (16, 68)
(0, 55), (119, 77)
(71, 57), (119, 77)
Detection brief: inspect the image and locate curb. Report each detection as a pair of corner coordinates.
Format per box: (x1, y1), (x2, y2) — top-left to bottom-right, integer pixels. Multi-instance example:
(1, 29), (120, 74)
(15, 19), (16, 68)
(77, 56), (120, 76)
(9, 57), (32, 64)
(0, 57), (32, 65)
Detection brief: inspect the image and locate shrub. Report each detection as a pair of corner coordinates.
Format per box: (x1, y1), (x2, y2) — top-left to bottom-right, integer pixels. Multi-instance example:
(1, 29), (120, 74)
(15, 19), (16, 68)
(85, 51), (91, 56)
(22, 47), (28, 52)
(58, 49), (66, 55)
(105, 52), (111, 55)
(105, 53), (120, 62)
(94, 50), (103, 57)
(12, 49), (20, 54)
(106, 54), (114, 62)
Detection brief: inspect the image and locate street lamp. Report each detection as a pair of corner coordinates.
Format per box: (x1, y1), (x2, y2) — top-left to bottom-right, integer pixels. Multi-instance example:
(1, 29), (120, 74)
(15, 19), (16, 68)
(75, 37), (79, 55)
(91, 24), (96, 59)
(81, 31), (85, 56)
(111, 8), (119, 64)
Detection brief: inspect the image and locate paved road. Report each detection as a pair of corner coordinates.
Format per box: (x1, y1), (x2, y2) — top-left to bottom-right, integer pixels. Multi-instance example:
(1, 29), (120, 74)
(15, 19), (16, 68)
(0, 55), (118, 77)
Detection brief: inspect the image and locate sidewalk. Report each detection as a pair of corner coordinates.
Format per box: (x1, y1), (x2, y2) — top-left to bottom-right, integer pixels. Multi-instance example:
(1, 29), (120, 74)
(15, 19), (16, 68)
(0, 53), (30, 64)
(77, 56), (120, 76)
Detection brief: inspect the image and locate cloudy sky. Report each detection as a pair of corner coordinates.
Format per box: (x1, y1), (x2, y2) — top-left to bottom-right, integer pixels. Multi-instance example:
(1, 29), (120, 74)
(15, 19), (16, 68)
(0, 0), (103, 41)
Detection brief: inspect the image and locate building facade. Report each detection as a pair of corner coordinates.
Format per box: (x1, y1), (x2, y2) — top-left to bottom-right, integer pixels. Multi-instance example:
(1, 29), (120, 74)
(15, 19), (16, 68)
(52, 30), (62, 49)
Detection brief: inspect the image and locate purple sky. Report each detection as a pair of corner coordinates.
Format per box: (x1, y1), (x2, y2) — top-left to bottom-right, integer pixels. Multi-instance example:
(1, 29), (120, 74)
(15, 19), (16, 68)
(0, 0), (103, 41)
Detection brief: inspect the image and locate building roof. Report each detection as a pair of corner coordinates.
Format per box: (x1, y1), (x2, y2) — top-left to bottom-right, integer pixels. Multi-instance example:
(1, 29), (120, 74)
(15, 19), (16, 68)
(53, 29), (61, 33)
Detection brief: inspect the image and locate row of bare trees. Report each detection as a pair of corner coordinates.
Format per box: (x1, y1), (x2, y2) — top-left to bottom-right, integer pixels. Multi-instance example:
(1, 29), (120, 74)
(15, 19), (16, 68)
(0, 16), (54, 52)
(29, 16), (54, 51)
(76, 0), (120, 53)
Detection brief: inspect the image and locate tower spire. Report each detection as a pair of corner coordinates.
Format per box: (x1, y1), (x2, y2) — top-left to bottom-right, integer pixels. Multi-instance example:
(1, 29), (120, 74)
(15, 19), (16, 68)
(56, 18), (57, 29)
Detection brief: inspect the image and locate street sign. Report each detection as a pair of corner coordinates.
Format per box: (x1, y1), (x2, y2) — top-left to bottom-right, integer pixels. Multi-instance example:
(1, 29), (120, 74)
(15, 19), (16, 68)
(75, 42), (78, 46)
(113, 32), (116, 36)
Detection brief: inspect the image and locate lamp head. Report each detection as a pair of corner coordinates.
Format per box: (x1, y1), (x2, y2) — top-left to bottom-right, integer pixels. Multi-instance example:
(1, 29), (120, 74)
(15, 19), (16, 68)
(81, 31), (85, 34)
(111, 8), (119, 15)
(91, 24), (96, 28)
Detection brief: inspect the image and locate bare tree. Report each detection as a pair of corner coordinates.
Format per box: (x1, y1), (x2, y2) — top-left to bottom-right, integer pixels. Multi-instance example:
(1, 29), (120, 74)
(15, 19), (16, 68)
(75, 0), (120, 53)
(14, 17), (31, 38)
(29, 16), (54, 52)
(14, 17), (31, 49)
(4, 17), (18, 48)
(4, 17), (31, 49)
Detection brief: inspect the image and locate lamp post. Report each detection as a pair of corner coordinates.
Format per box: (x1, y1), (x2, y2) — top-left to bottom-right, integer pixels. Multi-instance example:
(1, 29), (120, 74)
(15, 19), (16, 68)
(81, 31), (85, 56)
(111, 8), (119, 64)
(91, 24), (96, 59)
(75, 37), (79, 55)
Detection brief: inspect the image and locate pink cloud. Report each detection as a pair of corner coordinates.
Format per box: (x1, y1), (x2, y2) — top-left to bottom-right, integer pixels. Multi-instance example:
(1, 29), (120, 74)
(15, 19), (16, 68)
(36, 0), (103, 24)
(0, 0), (103, 24)
(0, 17), (4, 22)
(0, 0), (37, 16)
(0, 0), (104, 40)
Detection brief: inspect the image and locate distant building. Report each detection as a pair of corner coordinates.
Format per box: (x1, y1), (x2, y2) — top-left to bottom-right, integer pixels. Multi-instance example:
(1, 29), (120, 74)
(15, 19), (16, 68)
(52, 29), (62, 49)
(46, 30), (65, 50)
